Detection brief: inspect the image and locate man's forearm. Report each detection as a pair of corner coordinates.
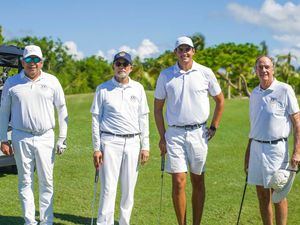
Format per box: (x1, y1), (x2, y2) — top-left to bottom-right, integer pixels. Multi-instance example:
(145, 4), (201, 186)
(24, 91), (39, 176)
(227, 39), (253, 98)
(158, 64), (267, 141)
(211, 93), (224, 128)
(292, 112), (300, 154)
(139, 113), (150, 150)
(154, 111), (166, 139)
(92, 113), (101, 151)
(57, 104), (68, 138)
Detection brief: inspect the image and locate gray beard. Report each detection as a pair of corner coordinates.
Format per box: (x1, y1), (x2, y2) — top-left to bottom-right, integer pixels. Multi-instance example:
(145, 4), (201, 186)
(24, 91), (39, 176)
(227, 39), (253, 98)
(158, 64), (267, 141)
(116, 71), (128, 79)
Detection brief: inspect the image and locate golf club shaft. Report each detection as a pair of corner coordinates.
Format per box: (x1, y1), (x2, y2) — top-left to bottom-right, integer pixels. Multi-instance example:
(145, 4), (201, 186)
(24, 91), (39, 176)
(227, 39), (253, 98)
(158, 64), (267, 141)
(91, 168), (100, 225)
(236, 176), (248, 225)
(158, 155), (165, 225)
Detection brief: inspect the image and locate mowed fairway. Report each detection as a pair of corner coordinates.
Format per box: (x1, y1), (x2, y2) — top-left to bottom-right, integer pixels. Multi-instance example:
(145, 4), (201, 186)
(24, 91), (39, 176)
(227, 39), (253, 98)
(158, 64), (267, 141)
(0, 91), (299, 225)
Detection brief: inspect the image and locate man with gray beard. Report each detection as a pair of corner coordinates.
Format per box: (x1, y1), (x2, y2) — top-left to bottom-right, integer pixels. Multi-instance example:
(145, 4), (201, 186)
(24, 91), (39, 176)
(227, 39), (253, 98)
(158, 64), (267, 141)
(90, 51), (150, 225)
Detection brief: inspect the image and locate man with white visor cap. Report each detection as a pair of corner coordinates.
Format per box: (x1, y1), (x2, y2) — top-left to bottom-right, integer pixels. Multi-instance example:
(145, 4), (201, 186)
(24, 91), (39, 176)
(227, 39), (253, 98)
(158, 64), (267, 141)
(154, 36), (224, 225)
(244, 56), (300, 225)
(91, 51), (150, 225)
(0, 45), (68, 225)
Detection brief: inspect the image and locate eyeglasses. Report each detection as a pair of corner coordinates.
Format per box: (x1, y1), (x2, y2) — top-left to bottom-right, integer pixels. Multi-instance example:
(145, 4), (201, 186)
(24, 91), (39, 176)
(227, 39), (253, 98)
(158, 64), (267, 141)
(177, 46), (192, 53)
(115, 61), (130, 67)
(24, 57), (42, 64)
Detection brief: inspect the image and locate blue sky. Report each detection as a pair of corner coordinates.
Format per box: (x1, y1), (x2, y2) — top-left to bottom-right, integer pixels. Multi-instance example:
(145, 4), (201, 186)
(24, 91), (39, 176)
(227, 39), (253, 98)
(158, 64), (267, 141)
(1, 0), (300, 62)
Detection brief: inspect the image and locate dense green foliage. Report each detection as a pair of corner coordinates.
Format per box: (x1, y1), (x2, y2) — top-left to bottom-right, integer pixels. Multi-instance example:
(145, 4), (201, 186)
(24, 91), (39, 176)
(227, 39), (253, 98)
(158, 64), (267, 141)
(0, 92), (299, 225)
(1, 27), (299, 95)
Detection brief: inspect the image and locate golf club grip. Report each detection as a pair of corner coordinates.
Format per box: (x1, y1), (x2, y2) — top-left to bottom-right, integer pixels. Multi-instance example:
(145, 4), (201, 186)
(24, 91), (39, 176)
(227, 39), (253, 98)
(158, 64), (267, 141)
(94, 168), (99, 183)
(161, 155), (165, 172)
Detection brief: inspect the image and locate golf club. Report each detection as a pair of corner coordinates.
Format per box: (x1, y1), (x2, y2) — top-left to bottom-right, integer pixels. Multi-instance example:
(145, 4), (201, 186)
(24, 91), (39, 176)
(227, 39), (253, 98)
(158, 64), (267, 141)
(91, 167), (100, 225)
(158, 155), (165, 225)
(236, 175), (248, 225)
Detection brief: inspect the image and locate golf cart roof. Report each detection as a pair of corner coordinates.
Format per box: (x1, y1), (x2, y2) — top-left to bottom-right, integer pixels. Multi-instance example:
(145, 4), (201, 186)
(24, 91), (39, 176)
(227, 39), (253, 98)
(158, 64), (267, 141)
(0, 45), (24, 68)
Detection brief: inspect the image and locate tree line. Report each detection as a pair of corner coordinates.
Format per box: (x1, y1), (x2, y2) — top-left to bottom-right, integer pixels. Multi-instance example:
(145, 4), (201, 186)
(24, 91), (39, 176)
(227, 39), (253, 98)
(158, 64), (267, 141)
(1, 27), (299, 97)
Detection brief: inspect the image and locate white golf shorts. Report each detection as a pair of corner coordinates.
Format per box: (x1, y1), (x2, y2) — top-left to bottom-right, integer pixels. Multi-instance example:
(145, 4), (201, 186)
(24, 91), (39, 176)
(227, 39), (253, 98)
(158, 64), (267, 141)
(165, 126), (208, 175)
(248, 140), (289, 188)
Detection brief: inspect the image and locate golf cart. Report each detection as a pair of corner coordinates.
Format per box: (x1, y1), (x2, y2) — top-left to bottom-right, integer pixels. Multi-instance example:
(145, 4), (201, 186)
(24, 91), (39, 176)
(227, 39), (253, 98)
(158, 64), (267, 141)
(0, 45), (23, 174)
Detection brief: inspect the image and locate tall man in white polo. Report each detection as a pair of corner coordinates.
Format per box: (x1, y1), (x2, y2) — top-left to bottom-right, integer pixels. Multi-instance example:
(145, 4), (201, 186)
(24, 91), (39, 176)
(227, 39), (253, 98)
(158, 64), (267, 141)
(91, 51), (150, 225)
(244, 56), (300, 225)
(0, 45), (68, 225)
(154, 36), (224, 225)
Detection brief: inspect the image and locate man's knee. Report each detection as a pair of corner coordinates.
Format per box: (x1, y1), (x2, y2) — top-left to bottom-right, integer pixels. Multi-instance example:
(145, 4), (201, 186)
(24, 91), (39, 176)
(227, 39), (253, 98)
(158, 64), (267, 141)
(190, 173), (205, 189)
(172, 173), (186, 193)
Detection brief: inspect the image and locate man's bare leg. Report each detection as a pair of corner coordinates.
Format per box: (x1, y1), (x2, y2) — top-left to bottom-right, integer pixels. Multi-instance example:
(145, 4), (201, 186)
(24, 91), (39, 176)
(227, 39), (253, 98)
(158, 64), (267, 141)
(172, 173), (187, 225)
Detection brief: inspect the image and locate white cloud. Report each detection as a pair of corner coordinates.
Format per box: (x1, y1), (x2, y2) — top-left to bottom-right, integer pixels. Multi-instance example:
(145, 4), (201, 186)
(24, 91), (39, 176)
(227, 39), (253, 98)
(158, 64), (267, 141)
(227, 0), (300, 33)
(228, 0), (300, 66)
(273, 34), (300, 45)
(95, 38), (159, 62)
(63, 41), (84, 60)
(96, 50), (105, 58)
(272, 47), (300, 63)
(137, 39), (159, 60)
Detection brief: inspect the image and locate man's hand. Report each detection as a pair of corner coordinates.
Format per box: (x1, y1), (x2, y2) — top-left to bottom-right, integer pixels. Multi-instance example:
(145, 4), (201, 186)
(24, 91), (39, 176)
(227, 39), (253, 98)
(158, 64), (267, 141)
(291, 152), (300, 169)
(0, 141), (13, 155)
(56, 138), (67, 155)
(206, 126), (216, 141)
(93, 151), (103, 169)
(159, 137), (167, 156)
(140, 150), (150, 166)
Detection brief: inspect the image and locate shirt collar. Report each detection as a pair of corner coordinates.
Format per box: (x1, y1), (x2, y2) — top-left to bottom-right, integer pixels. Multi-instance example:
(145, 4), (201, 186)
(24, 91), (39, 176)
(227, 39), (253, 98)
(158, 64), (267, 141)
(173, 61), (197, 74)
(112, 76), (133, 88)
(258, 78), (277, 92)
(20, 70), (44, 81)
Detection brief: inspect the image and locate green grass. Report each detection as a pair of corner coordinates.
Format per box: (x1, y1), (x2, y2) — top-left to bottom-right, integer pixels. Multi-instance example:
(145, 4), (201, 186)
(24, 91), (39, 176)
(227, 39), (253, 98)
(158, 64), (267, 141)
(0, 92), (299, 225)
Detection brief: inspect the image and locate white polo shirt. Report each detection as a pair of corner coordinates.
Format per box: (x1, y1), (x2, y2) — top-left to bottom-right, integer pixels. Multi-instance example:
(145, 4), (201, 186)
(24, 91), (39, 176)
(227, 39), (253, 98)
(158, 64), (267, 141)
(154, 61), (221, 126)
(90, 77), (150, 150)
(249, 79), (300, 140)
(0, 70), (66, 140)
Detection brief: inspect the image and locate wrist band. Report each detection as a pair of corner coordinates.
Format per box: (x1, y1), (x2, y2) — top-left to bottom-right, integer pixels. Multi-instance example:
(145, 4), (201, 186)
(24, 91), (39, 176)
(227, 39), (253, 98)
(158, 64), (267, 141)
(210, 125), (217, 131)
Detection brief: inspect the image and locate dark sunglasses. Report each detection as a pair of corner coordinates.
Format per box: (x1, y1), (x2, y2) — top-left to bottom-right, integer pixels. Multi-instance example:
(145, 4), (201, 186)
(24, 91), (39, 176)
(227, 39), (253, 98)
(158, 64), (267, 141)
(115, 61), (130, 67)
(24, 57), (42, 64)
(177, 46), (192, 53)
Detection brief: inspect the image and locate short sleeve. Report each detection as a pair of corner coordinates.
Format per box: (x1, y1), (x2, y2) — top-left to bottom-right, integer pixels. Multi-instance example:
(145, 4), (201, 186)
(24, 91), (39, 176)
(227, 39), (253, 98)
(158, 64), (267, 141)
(207, 69), (221, 96)
(54, 79), (66, 107)
(154, 73), (167, 100)
(90, 86), (103, 115)
(286, 85), (300, 115)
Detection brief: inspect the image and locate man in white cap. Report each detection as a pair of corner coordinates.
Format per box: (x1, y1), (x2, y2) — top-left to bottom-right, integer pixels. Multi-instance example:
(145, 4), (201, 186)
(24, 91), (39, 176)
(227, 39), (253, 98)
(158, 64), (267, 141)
(244, 56), (300, 225)
(0, 44), (68, 225)
(91, 51), (150, 225)
(154, 36), (224, 225)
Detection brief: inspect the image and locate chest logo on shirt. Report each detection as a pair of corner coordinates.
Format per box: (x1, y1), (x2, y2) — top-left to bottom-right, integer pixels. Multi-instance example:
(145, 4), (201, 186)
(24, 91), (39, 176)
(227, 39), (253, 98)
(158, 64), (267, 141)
(130, 95), (138, 102)
(40, 84), (48, 89)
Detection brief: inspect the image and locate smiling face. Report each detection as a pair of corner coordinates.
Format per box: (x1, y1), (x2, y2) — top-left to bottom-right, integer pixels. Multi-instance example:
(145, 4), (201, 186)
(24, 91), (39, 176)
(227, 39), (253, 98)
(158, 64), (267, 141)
(255, 56), (274, 89)
(174, 44), (195, 69)
(21, 55), (43, 80)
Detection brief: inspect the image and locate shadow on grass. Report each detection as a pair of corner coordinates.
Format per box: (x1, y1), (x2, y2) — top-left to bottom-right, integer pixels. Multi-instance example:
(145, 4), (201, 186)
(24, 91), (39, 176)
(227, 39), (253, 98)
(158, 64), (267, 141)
(54, 213), (120, 225)
(0, 166), (18, 177)
(0, 213), (120, 225)
(0, 215), (23, 225)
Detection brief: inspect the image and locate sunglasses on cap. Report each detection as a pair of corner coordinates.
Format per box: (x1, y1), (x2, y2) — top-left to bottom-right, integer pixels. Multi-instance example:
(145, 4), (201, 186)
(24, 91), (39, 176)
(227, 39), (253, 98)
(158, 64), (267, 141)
(177, 46), (192, 53)
(24, 56), (42, 64)
(115, 61), (130, 67)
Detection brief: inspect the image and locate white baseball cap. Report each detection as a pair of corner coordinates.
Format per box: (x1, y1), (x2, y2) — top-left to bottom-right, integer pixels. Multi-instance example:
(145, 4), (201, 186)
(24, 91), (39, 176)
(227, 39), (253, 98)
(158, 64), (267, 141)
(175, 36), (194, 49)
(269, 168), (297, 203)
(23, 45), (43, 59)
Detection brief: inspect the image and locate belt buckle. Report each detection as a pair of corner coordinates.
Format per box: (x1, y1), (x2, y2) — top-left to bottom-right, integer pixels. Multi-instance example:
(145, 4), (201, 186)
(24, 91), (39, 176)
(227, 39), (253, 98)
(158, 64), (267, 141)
(185, 125), (193, 130)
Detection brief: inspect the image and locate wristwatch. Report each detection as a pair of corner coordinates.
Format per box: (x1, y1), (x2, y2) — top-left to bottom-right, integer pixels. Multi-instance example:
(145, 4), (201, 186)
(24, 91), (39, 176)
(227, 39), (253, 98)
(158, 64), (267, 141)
(209, 125), (217, 132)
